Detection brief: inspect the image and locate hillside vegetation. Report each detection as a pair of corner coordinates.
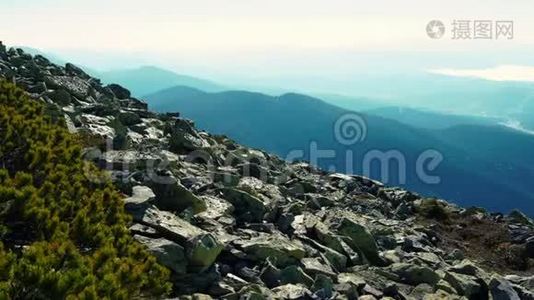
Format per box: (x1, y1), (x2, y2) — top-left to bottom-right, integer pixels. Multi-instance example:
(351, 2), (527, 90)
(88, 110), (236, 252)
(0, 81), (170, 299)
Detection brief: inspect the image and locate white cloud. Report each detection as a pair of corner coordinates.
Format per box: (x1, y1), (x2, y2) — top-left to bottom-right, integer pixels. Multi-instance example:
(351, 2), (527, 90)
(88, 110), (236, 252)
(430, 65), (534, 82)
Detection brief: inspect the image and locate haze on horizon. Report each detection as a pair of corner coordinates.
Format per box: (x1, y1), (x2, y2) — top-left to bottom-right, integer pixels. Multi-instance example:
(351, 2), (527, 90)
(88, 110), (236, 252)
(2, 0), (534, 95)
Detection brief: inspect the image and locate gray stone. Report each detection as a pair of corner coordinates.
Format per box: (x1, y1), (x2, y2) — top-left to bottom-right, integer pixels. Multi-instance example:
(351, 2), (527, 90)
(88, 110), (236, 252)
(272, 284), (312, 299)
(47, 88), (72, 105)
(279, 265), (314, 287)
(130, 205), (203, 243)
(220, 188), (266, 223)
(151, 176), (207, 214)
(301, 257), (336, 278)
(238, 234), (306, 267)
(65, 63), (90, 79)
(134, 235), (187, 274)
(187, 234), (224, 272)
(118, 111), (142, 126)
(311, 274), (334, 298)
(124, 185), (155, 205)
(443, 271), (483, 298)
(106, 83), (131, 99)
(337, 216), (382, 265)
(338, 273), (366, 289)
(197, 195), (234, 220)
(489, 276), (520, 300)
(388, 263), (440, 286)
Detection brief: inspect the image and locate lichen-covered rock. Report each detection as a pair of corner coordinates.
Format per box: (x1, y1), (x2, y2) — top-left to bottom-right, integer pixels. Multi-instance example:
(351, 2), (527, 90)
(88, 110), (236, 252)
(336, 216), (382, 265)
(489, 276), (520, 300)
(150, 175), (207, 214)
(237, 234), (306, 267)
(187, 234), (224, 272)
(387, 263), (440, 286)
(124, 185), (156, 205)
(220, 188), (267, 223)
(271, 284), (312, 300)
(443, 271), (484, 298)
(130, 206), (203, 243)
(134, 235), (187, 274)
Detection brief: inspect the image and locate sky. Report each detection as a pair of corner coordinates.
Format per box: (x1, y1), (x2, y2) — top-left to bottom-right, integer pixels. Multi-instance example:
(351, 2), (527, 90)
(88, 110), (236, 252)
(2, 0), (534, 92)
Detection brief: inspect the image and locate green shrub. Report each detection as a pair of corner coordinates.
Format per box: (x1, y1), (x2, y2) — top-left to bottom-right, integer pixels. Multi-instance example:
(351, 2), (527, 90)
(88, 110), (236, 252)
(0, 80), (171, 299)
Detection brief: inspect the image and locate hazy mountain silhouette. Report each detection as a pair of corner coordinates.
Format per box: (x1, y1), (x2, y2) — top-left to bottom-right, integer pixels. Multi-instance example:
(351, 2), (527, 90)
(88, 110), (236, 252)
(99, 66), (226, 97)
(367, 106), (502, 130)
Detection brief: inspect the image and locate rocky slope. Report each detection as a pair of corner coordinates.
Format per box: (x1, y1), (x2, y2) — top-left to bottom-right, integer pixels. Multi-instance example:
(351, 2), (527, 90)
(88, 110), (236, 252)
(1, 41), (533, 299)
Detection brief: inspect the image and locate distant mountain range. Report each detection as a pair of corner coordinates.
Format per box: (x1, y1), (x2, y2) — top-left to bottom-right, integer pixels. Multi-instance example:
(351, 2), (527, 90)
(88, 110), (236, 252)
(18, 47), (227, 97)
(360, 74), (534, 129)
(366, 107), (503, 130)
(98, 66), (226, 97)
(145, 85), (534, 215)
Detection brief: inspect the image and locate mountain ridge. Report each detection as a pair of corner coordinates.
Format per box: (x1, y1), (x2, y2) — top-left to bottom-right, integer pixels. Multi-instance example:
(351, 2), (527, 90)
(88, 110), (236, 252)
(99, 65), (226, 97)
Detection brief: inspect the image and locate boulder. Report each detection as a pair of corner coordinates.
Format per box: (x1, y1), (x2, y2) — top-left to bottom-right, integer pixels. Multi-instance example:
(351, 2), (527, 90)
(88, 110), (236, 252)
(279, 265), (314, 287)
(118, 111), (142, 126)
(130, 206), (223, 272)
(134, 235), (187, 274)
(237, 234), (306, 267)
(236, 284), (274, 299)
(526, 236), (534, 258)
(312, 221), (346, 254)
(150, 176), (207, 214)
(388, 263), (440, 286)
(65, 63), (90, 79)
(45, 75), (91, 99)
(168, 118), (210, 153)
(409, 284), (434, 299)
(197, 195), (234, 220)
(272, 284), (312, 300)
(311, 274), (334, 298)
(28, 82), (47, 94)
(124, 185), (155, 205)
(443, 271), (483, 298)
(220, 188), (266, 223)
(107, 83), (131, 99)
(129, 223), (158, 237)
(47, 88), (72, 106)
(504, 275), (534, 291)
(130, 205), (203, 243)
(337, 217), (382, 265)
(435, 279), (457, 294)
(489, 276), (520, 300)
(422, 290), (462, 300)
(338, 273), (366, 289)
(334, 282), (359, 299)
(187, 234), (224, 273)
(120, 98), (148, 110)
(449, 260), (487, 278)
(0, 41), (6, 56)
(190, 294), (213, 300)
(301, 257), (336, 278)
